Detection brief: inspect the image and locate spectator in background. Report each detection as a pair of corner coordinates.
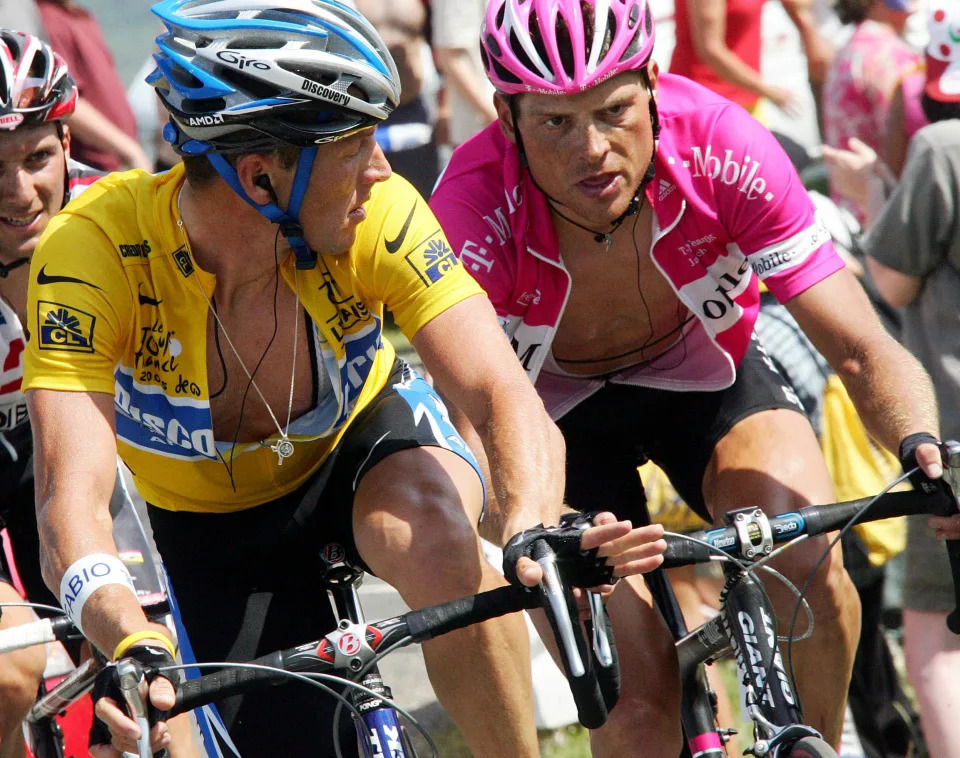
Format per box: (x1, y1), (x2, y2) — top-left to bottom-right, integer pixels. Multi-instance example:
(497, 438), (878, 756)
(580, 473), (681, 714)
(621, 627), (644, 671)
(669, 0), (829, 120)
(821, 0), (921, 221)
(35, 0), (150, 173)
(356, 0), (441, 198)
(432, 0), (496, 151)
(860, 9), (960, 752)
(0, 1), (44, 37)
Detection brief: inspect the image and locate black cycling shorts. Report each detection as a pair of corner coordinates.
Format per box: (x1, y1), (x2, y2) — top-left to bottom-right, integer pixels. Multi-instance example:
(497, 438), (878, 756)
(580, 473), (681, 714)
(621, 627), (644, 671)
(148, 360), (480, 758)
(558, 334), (806, 525)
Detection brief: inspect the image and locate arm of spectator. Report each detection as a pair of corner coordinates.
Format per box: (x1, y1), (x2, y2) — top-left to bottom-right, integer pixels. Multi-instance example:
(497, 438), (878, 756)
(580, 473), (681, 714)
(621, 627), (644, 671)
(67, 98), (152, 172)
(884, 81), (910, 178)
(687, 0), (801, 115)
(864, 257), (922, 307)
(780, 0), (834, 86)
(433, 47), (498, 127)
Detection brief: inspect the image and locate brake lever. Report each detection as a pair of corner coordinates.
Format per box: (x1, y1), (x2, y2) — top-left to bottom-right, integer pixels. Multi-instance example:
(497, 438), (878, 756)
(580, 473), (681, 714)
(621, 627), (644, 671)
(587, 591), (613, 668)
(535, 542), (585, 677)
(117, 659), (153, 758)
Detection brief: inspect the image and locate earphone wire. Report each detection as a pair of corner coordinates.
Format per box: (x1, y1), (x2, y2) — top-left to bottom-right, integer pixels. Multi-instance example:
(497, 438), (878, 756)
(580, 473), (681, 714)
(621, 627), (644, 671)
(175, 187), (300, 478)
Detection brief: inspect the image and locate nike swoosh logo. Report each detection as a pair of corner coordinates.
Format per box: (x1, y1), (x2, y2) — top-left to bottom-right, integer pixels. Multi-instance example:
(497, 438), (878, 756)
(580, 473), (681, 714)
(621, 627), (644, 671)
(384, 201), (417, 254)
(36, 264), (102, 290)
(138, 286), (162, 307)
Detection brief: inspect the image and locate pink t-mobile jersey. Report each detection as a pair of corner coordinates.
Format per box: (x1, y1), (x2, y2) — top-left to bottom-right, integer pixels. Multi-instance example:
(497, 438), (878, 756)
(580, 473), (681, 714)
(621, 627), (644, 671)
(430, 74), (843, 416)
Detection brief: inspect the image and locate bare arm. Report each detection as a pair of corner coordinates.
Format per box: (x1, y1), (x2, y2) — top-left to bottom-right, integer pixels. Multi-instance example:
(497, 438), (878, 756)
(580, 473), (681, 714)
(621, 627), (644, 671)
(884, 82), (910, 178)
(785, 268), (940, 466)
(67, 98), (152, 171)
(433, 48), (498, 127)
(780, 0), (834, 85)
(865, 256), (923, 307)
(28, 389), (167, 653)
(687, 0), (792, 107)
(412, 294), (565, 543)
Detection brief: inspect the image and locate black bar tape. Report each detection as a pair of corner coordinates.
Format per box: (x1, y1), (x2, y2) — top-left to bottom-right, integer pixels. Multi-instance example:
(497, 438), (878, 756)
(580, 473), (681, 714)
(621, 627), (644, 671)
(170, 652), (286, 717)
(405, 585), (535, 643)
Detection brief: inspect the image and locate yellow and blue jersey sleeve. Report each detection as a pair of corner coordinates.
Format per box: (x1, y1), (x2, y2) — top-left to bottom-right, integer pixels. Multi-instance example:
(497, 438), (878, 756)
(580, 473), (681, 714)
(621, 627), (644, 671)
(352, 174), (484, 342)
(24, 212), (135, 396)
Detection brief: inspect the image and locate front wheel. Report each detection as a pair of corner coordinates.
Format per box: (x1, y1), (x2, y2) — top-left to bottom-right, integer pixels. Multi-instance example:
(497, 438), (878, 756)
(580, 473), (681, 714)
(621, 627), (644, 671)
(787, 736), (840, 758)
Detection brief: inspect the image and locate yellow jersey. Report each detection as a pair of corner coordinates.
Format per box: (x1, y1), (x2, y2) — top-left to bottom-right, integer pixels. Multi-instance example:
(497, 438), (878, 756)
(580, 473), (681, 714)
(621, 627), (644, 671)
(24, 165), (483, 513)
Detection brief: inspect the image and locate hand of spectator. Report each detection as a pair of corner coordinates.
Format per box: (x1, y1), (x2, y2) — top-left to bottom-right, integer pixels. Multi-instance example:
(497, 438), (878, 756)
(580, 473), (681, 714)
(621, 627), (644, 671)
(821, 138), (877, 213)
(929, 514), (960, 541)
(119, 143), (154, 172)
(766, 85), (803, 118)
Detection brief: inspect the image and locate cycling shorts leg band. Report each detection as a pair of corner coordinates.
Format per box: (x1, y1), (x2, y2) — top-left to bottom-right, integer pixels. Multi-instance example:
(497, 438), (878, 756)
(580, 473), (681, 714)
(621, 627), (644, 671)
(59, 553), (136, 635)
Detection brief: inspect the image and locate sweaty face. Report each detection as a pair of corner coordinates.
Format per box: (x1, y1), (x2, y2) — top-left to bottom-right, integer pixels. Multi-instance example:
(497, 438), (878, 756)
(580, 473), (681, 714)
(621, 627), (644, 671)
(0, 124), (67, 261)
(507, 71), (657, 228)
(278, 129), (392, 256)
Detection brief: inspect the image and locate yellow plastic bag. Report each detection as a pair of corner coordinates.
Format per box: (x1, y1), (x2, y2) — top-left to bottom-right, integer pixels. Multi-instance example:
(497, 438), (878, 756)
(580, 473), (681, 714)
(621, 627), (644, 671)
(820, 374), (906, 566)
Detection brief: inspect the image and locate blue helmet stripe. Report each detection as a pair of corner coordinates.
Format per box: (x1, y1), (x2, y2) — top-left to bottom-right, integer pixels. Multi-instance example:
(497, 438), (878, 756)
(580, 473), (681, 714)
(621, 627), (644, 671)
(151, 0), (388, 78)
(154, 40), (236, 99)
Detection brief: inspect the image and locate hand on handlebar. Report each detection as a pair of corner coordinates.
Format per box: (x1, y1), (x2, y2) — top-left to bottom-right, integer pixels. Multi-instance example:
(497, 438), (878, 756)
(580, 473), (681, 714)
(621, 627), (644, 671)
(900, 435), (960, 540)
(90, 644), (176, 758)
(508, 511), (666, 589)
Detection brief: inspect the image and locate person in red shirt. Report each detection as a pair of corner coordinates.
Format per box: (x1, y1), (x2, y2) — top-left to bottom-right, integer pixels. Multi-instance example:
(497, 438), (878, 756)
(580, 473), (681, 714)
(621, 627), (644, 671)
(36, 0), (150, 172)
(670, 0), (830, 118)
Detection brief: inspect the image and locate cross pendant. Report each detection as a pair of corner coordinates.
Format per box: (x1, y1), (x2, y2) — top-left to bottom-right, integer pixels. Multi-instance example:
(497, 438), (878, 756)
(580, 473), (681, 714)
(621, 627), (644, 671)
(271, 438), (295, 465)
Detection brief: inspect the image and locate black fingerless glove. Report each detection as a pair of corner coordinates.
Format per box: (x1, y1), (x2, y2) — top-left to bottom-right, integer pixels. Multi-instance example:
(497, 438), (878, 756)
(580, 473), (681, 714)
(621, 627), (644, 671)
(502, 511), (616, 588)
(899, 432), (942, 495)
(90, 642), (177, 752)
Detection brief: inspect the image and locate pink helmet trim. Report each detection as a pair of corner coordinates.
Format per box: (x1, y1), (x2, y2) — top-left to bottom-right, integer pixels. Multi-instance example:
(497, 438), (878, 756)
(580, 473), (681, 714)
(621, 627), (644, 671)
(481, 0), (655, 95)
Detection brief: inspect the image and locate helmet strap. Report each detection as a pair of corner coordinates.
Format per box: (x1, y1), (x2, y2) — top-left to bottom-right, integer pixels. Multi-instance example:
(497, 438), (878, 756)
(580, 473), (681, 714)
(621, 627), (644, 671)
(509, 68), (660, 249)
(207, 148), (319, 270)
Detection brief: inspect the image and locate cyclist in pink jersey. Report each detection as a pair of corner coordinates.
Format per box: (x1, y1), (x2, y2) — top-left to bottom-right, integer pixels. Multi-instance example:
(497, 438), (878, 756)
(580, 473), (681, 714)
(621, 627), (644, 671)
(430, 0), (956, 753)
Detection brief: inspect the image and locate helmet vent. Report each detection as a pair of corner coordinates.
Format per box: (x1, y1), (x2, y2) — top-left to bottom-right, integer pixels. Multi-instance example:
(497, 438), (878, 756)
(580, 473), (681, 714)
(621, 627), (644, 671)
(218, 67), (276, 99)
(180, 96), (226, 115)
(490, 56), (522, 85)
(509, 28), (542, 79)
(555, 14), (576, 79)
(628, 4), (640, 28)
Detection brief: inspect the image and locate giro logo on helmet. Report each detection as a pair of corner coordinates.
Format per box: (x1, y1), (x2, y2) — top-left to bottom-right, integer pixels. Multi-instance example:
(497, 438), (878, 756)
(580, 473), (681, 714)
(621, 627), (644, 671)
(215, 50), (270, 71)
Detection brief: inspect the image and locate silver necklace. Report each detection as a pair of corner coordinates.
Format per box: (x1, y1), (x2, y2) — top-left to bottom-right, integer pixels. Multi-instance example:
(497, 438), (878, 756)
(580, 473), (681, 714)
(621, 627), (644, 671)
(176, 187), (300, 465)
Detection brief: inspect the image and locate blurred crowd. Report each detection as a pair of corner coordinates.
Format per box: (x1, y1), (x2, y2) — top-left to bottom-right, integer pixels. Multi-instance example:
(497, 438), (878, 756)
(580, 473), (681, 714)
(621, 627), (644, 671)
(0, 1), (958, 757)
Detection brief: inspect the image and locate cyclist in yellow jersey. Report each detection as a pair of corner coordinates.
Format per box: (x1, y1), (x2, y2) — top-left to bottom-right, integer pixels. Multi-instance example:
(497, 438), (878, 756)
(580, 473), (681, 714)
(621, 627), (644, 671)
(22, 2), (666, 757)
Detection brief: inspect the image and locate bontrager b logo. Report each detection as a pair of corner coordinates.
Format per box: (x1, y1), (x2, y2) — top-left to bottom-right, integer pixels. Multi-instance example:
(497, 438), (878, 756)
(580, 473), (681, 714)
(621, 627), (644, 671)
(37, 301), (96, 353)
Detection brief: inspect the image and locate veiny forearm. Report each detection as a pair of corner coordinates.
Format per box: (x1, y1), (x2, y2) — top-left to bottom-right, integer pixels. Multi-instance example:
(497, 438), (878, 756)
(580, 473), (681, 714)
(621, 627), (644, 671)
(472, 380), (566, 546)
(831, 332), (939, 452)
(37, 478), (154, 656)
(445, 398), (503, 544)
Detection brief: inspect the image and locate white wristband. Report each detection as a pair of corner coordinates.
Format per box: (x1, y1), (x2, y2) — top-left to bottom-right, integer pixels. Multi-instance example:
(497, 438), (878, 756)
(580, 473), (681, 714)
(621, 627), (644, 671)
(59, 553), (136, 635)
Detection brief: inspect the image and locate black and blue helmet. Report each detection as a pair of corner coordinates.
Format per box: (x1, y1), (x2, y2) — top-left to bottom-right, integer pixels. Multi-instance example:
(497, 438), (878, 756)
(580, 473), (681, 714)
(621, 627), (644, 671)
(148, 0), (401, 154)
(147, 0), (402, 269)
